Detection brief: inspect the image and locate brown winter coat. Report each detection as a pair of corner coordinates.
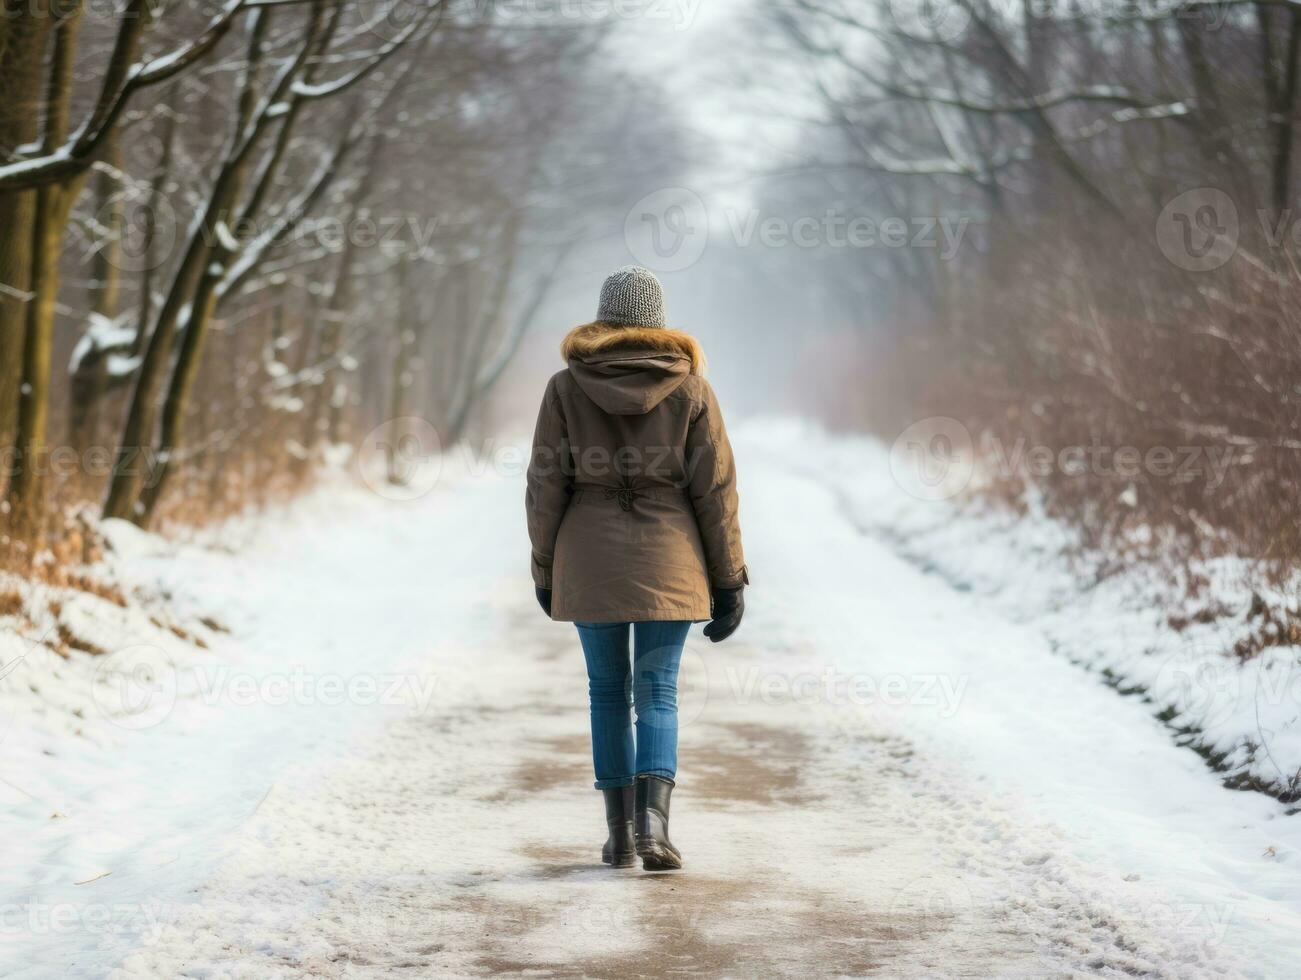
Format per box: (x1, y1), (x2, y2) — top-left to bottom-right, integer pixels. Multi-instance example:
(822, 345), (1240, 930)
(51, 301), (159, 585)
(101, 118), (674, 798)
(526, 322), (748, 622)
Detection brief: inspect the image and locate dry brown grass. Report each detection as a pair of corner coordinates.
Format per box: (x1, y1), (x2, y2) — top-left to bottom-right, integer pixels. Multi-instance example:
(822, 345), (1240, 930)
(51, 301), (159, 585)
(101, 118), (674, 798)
(0, 588), (23, 619)
(0, 416), (325, 620)
(833, 222), (1301, 586)
(55, 622), (107, 657)
(62, 573), (127, 607)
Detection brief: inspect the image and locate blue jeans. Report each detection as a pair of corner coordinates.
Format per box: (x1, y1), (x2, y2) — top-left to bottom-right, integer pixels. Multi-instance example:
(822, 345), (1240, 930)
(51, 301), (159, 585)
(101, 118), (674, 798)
(574, 621), (691, 790)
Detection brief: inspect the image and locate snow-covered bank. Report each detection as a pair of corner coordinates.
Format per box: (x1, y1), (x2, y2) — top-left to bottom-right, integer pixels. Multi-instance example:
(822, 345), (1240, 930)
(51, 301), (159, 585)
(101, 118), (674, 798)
(741, 419), (1301, 804)
(0, 473), (461, 977)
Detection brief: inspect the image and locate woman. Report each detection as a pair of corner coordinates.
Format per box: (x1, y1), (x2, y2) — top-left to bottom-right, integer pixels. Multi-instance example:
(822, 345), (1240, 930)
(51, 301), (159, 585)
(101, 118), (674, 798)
(525, 266), (748, 871)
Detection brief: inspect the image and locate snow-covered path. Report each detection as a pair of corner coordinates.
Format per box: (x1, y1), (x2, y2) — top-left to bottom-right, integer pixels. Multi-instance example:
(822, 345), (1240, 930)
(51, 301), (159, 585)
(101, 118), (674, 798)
(8, 428), (1300, 978)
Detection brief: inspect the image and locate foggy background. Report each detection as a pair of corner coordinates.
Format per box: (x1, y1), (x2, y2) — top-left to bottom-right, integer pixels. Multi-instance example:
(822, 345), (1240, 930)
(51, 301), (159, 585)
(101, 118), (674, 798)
(0, 0), (1295, 567)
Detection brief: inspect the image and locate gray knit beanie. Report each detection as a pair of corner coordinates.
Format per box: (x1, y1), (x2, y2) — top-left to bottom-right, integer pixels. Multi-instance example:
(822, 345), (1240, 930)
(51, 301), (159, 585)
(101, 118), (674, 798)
(596, 266), (666, 328)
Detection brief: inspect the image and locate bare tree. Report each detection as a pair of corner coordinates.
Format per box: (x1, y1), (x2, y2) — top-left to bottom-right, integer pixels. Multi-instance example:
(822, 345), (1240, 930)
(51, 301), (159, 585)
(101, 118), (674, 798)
(763, 0), (1301, 562)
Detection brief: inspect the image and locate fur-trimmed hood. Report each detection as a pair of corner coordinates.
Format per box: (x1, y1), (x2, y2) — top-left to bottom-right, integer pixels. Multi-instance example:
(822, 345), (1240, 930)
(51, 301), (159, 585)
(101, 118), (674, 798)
(561, 322), (705, 374)
(560, 322), (705, 415)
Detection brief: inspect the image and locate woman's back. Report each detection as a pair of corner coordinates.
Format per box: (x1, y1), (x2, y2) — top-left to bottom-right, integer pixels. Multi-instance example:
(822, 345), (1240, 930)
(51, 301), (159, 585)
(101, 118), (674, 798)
(527, 320), (746, 622)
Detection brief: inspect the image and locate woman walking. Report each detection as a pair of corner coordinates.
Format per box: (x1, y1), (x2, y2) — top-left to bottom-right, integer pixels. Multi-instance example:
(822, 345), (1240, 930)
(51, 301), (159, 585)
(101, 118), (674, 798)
(525, 266), (748, 871)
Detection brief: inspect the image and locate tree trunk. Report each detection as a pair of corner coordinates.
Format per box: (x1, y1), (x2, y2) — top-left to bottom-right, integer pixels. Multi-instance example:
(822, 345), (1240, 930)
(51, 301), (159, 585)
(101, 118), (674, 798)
(0, 2), (55, 474)
(9, 186), (67, 529)
(8, 2), (83, 531)
(1269, 9), (1301, 218)
(89, 136), (124, 320)
(445, 214), (522, 443)
(1177, 18), (1255, 215)
(385, 260), (417, 484)
(136, 274), (222, 524)
(70, 137), (127, 450)
(102, 11), (279, 522)
(0, 192), (36, 475)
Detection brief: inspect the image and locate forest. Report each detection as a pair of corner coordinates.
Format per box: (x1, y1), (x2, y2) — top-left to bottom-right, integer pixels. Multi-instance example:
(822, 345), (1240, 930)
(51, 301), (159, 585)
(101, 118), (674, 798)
(0, 0), (678, 551)
(1, 0), (1296, 581)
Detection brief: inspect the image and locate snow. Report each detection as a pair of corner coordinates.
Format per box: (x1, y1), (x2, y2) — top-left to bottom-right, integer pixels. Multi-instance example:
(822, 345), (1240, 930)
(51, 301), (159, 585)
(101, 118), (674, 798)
(136, 0), (247, 81)
(69, 314), (141, 377)
(289, 82), (336, 100)
(776, 420), (1301, 802)
(267, 394), (304, 413)
(213, 222), (240, 253)
(97, 519), (166, 561)
(106, 354), (142, 380)
(0, 422), (1297, 977)
(0, 145), (71, 185)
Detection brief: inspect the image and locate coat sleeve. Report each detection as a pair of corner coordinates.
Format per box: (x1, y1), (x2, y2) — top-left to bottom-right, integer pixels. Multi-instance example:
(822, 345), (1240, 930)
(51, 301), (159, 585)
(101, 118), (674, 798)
(685, 380), (749, 591)
(525, 374), (571, 589)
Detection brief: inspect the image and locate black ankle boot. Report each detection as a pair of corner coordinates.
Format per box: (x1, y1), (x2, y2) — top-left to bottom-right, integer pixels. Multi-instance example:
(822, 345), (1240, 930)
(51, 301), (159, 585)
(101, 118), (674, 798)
(634, 775), (682, 870)
(601, 785), (635, 867)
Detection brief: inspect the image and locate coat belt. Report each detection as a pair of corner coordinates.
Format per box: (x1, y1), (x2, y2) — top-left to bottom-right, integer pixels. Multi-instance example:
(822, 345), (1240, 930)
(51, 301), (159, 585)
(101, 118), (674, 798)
(571, 483), (686, 512)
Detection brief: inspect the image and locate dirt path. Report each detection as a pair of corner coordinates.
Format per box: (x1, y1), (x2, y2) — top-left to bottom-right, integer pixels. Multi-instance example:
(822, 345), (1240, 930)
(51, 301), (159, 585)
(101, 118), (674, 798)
(109, 577), (1234, 978)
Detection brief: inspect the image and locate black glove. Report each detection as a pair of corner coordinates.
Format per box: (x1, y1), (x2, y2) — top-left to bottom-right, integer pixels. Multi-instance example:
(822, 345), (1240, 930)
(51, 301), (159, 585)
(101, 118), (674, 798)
(703, 586), (744, 643)
(535, 586), (552, 617)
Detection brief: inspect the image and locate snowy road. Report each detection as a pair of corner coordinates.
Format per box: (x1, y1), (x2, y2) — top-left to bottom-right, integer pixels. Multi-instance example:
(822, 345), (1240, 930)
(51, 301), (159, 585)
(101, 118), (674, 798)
(8, 427), (1300, 978)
